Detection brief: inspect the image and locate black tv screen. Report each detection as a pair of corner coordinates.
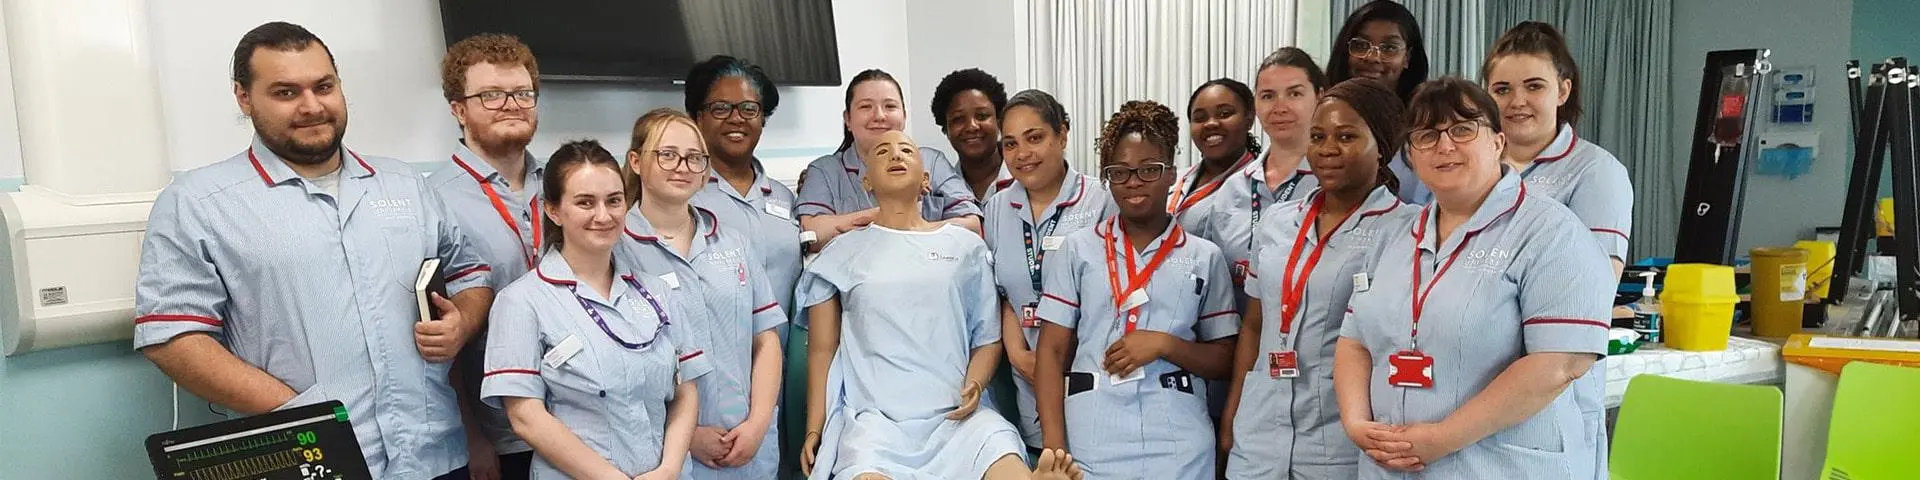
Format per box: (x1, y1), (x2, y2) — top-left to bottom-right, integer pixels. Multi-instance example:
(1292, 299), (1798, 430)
(440, 0), (843, 86)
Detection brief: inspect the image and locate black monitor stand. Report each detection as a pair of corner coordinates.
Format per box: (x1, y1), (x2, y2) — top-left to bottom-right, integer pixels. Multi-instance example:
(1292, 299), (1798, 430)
(1675, 49), (1772, 266)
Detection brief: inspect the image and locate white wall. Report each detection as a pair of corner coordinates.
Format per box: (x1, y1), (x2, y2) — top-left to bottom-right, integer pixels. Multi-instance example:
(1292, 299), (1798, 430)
(905, 0), (1020, 159)
(1669, 0), (1854, 254)
(94, 0), (936, 187)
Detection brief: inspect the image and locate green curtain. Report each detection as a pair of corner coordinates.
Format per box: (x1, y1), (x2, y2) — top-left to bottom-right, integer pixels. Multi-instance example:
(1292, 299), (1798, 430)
(1331, 0), (1678, 259)
(1487, 0), (1678, 259)
(1329, 0), (1491, 80)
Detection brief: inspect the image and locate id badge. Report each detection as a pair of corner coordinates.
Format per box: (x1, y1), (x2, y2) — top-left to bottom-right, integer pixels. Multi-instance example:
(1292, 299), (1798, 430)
(1387, 349), (1435, 389)
(1269, 350), (1300, 379)
(1041, 235), (1066, 251)
(1021, 303), (1040, 328)
(1232, 259), (1251, 285)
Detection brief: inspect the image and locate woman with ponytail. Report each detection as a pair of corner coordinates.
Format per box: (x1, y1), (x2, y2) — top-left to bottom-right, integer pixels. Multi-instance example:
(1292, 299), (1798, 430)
(794, 69), (983, 250)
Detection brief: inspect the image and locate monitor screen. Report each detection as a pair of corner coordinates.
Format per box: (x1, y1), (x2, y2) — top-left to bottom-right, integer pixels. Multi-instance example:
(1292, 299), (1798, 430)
(440, 0), (843, 86)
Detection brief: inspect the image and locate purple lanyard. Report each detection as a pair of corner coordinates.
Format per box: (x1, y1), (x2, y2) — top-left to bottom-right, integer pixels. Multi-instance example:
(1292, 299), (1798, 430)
(569, 276), (669, 350)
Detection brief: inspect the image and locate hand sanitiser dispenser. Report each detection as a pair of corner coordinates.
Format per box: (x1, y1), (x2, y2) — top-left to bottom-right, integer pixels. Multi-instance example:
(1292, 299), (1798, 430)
(0, 0), (169, 355)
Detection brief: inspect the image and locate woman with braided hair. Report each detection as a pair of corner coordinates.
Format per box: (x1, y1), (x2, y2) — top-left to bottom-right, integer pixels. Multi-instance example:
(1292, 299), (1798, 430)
(1033, 100), (1240, 478)
(1219, 78), (1419, 479)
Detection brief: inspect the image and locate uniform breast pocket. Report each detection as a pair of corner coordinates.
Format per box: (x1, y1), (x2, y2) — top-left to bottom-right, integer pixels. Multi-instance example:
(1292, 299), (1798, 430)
(383, 221), (431, 293)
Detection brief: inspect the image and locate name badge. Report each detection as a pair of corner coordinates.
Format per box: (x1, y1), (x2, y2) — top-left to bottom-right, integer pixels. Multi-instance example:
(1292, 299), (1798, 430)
(1021, 304), (1040, 328)
(1041, 236), (1066, 251)
(1387, 349), (1435, 389)
(543, 335), (584, 369)
(1111, 368), (1146, 386)
(1119, 289), (1150, 312)
(1269, 350), (1300, 379)
(660, 272), (681, 290)
(765, 201), (791, 219)
(1353, 272), (1371, 292)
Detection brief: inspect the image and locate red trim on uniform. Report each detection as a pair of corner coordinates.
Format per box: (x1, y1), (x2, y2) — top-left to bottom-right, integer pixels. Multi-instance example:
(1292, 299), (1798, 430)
(994, 177), (1017, 190)
(246, 150), (275, 186)
(1009, 201), (1025, 209)
(679, 350), (705, 362)
(1533, 129), (1580, 164)
(447, 265), (491, 282)
(753, 302), (779, 314)
(1357, 197), (1405, 218)
(134, 314), (224, 327)
(1522, 317), (1610, 328)
(625, 228), (661, 243)
(349, 150), (376, 174)
(695, 207), (721, 239)
(796, 201), (837, 214)
(1199, 310), (1237, 320)
(942, 198), (972, 213)
(536, 265), (578, 286)
(484, 368), (540, 377)
(1591, 228), (1629, 240)
(1040, 293), (1078, 308)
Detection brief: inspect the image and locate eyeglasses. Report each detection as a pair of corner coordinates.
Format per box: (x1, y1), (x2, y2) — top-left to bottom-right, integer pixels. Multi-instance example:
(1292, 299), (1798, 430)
(463, 89), (539, 110)
(650, 149), (711, 173)
(704, 101), (763, 120)
(1100, 162), (1171, 184)
(1347, 38), (1406, 60)
(1409, 120), (1486, 151)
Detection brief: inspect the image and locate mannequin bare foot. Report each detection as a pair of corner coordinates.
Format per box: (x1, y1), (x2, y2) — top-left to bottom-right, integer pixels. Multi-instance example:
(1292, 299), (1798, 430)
(1030, 448), (1083, 480)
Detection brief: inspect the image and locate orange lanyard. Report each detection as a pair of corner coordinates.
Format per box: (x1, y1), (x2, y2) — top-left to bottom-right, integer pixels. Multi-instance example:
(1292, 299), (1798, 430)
(1277, 194), (1355, 339)
(1102, 218), (1183, 333)
(452, 155), (541, 268)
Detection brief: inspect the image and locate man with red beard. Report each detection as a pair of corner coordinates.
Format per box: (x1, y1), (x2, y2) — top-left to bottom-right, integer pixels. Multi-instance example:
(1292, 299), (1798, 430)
(135, 22), (492, 479)
(426, 33), (545, 480)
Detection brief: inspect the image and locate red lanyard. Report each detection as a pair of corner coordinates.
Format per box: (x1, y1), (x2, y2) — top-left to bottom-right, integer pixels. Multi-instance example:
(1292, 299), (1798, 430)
(1407, 209), (1474, 348)
(1167, 152), (1255, 215)
(1102, 218), (1184, 333)
(1277, 194), (1354, 338)
(453, 155), (541, 268)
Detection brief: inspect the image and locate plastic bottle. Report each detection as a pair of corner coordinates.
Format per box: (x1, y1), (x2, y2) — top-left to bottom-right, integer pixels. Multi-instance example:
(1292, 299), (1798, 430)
(1631, 271), (1663, 344)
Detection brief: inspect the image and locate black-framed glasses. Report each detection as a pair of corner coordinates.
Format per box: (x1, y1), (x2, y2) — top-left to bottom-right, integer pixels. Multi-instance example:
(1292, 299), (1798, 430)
(1409, 120), (1486, 151)
(650, 149), (711, 173)
(1101, 162), (1171, 184)
(462, 89), (539, 110)
(704, 101), (764, 120)
(1347, 38), (1406, 60)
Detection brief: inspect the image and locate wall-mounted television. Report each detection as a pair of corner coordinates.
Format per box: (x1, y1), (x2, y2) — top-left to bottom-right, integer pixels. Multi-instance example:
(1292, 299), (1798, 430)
(439, 0), (843, 86)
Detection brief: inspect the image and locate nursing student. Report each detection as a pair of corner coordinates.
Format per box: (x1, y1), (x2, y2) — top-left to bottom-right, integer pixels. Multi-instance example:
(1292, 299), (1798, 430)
(981, 89), (1115, 453)
(136, 22), (491, 480)
(935, 68), (1015, 200)
(797, 130), (1083, 480)
(1482, 21), (1634, 277)
(482, 140), (708, 480)
(427, 32), (544, 479)
(1169, 78), (1261, 246)
(1220, 78), (1417, 479)
(1210, 48), (1331, 292)
(1329, 0), (1435, 204)
(678, 54), (809, 477)
(796, 69), (983, 249)
(1033, 100), (1240, 479)
(1334, 78), (1612, 479)
(619, 108), (785, 479)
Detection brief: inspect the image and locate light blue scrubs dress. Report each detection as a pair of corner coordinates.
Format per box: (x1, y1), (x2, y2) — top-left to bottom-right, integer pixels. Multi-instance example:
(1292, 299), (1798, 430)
(427, 140), (543, 456)
(1034, 218), (1241, 480)
(133, 138), (490, 479)
(794, 148), (983, 222)
(1227, 186), (1414, 479)
(481, 253), (716, 479)
(1517, 124), (1634, 261)
(981, 170), (1113, 448)
(796, 224), (1025, 480)
(1341, 171), (1613, 480)
(620, 206), (786, 479)
(1208, 154), (1318, 289)
(690, 158), (802, 327)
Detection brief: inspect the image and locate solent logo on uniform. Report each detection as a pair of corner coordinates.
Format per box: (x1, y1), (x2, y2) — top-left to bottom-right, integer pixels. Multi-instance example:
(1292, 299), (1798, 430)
(368, 198), (418, 222)
(1459, 247), (1514, 275)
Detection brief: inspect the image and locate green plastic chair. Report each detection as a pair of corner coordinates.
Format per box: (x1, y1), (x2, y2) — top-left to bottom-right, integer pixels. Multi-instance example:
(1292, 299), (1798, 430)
(1821, 361), (1920, 480)
(1609, 374), (1782, 480)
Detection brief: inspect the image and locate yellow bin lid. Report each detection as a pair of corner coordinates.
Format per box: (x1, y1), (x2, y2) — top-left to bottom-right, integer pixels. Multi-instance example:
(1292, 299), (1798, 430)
(1782, 334), (1920, 375)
